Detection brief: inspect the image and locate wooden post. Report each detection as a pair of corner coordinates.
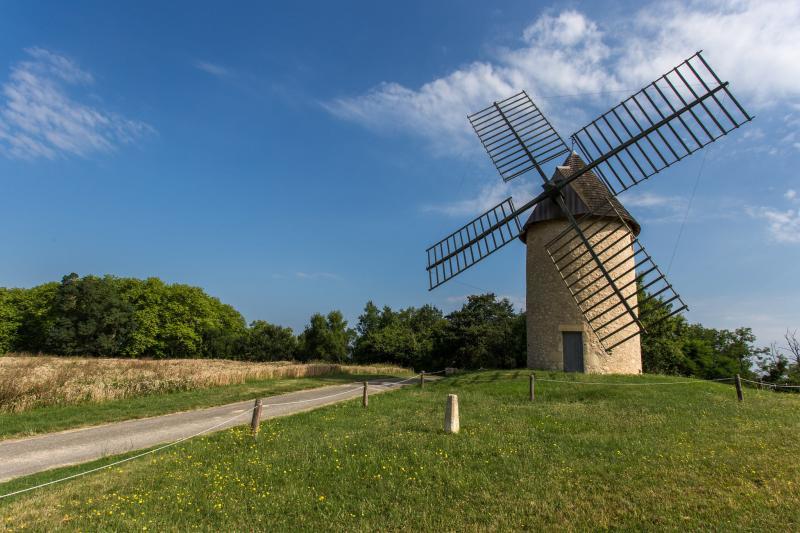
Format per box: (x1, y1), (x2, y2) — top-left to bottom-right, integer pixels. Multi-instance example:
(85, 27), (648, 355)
(444, 394), (459, 434)
(420, 371), (425, 388)
(250, 398), (263, 436)
(735, 374), (743, 402)
(529, 374), (535, 402)
(362, 381), (368, 408)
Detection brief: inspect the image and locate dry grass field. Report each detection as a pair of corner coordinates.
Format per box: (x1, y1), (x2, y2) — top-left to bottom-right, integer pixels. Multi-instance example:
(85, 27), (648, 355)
(0, 355), (407, 413)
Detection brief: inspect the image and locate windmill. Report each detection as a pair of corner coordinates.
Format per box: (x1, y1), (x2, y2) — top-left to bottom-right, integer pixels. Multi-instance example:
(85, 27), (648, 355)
(425, 51), (752, 373)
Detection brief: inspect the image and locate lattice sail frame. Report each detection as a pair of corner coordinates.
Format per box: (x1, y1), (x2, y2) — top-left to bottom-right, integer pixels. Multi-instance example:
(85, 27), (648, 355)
(571, 52), (752, 195)
(545, 198), (688, 351)
(427, 198), (522, 290)
(468, 91), (570, 182)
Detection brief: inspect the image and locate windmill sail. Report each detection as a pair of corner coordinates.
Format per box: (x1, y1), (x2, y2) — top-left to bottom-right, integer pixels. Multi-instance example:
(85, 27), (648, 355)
(469, 91), (570, 182)
(545, 197), (687, 351)
(570, 51), (752, 195)
(426, 198), (522, 290)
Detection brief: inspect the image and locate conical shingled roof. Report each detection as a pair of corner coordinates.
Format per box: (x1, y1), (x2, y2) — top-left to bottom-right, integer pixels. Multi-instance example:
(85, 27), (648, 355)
(519, 153), (640, 243)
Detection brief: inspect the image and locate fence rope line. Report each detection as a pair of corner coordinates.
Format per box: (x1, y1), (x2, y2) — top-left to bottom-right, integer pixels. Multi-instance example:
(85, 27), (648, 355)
(0, 377), (420, 500)
(533, 377), (734, 386)
(267, 386), (363, 406)
(3, 370), (763, 501)
(444, 374), (735, 386)
(368, 375), (423, 389)
(0, 406), (256, 500)
(740, 377), (800, 389)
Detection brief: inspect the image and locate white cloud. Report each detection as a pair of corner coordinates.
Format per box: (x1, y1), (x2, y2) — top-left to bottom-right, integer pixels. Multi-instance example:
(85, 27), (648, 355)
(620, 0), (800, 104)
(785, 189), (797, 201)
(324, 9), (613, 155)
(0, 48), (151, 160)
(425, 179), (695, 223)
(294, 271), (341, 281)
(499, 294), (525, 311)
(422, 177), (535, 217)
(325, 1), (800, 156)
(620, 191), (685, 210)
(616, 190), (690, 223)
(194, 60), (230, 78)
(747, 206), (800, 243)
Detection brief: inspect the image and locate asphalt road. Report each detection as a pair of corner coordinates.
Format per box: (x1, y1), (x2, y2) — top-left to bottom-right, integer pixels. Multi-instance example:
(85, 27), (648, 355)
(0, 378), (412, 482)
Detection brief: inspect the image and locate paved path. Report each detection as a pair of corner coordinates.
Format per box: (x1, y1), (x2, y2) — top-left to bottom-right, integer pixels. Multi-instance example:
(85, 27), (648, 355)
(0, 378), (412, 482)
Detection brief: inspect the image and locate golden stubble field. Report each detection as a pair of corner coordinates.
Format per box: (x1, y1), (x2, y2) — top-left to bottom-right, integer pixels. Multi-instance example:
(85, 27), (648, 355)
(0, 355), (407, 413)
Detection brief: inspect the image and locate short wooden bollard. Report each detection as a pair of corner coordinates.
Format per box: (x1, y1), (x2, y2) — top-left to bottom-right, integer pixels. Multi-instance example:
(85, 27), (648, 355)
(529, 374), (535, 402)
(362, 381), (368, 408)
(444, 394), (459, 434)
(420, 371), (425, 388)
(250, 398), (263, 436)
(735, 374), (744, 402)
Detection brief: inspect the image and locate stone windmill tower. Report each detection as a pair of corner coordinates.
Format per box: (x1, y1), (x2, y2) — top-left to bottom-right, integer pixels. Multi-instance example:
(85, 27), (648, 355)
(520, 153), (642, 373)
(423, 52), (753, 373)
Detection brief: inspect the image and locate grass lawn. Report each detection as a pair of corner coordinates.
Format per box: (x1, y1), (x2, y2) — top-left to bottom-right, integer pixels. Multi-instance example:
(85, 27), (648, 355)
(0, 372), (406, 440)
(2, 370), (799, 530)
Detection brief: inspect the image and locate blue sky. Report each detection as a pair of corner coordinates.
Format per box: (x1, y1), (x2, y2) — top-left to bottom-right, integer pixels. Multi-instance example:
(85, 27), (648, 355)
(0, 0), (798, 347)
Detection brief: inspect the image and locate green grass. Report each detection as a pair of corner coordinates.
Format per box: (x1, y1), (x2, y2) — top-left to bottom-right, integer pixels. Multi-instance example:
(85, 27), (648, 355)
(0, 373), (403, 441)
(2, 370), (799, 531)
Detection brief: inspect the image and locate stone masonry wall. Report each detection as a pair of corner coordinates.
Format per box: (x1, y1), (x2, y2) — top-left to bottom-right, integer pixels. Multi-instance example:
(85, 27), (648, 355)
(525, 219), (642, 374)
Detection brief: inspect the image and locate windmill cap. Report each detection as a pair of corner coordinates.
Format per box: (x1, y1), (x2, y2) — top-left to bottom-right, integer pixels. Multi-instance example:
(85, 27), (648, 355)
(519, 153), (641, 243)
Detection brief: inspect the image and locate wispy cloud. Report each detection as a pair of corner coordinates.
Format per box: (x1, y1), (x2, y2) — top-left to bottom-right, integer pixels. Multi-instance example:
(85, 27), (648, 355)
(618, 190), (690, 223)
(0, 47), (152, 160)
(325, 1), (800, 156)
(422, 178), (535, 217)
(294, 271), (341, 281)
(621, 191), (685, 210)
(193, 60), (231, 78)
(272, 271), (342, 281)
(324, 10), (613, 155)
(425, 180), (696, 224)
(747, 190), (800, 243)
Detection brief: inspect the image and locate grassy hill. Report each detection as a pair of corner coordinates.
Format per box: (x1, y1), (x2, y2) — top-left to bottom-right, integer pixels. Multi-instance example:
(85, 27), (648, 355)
(2, 371), (799, 530)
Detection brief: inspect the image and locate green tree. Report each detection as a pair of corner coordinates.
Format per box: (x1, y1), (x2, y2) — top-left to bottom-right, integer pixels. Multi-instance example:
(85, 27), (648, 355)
(639, 282), (692, 375)
(246, 321), (297, 361)
(0, 288), (22, 353)
(756, 344), (790, 384)
(45, 274), (135, 356)
(640, 281), (765, 378)
(7, 282), (58, 353)
(352, 302), (446, 369)
(434, 294), (524, 369)
(118, 277), (168, 357)
(298, 310), (354, 362)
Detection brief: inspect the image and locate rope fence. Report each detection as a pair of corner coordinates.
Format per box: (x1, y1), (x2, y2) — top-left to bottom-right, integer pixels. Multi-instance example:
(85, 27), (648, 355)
(533, 377), (734, 385)
(2, 369), (796, 500)
(0, 378), (414, 501)
(740, 377), (800, 390)
(0, 406), (256, 501)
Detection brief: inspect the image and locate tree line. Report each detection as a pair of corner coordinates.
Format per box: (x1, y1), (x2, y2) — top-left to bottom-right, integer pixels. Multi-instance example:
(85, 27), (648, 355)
(0, 273), (793, 383)
(638, 286), (798, 384)
(0, 273), (525, 368)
